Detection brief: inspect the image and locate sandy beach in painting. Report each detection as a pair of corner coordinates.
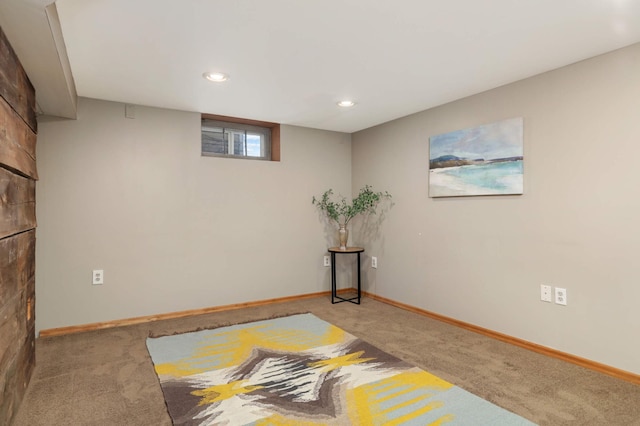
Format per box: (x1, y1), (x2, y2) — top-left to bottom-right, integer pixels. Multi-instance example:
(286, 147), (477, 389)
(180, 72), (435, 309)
(429, 163), (523, 197)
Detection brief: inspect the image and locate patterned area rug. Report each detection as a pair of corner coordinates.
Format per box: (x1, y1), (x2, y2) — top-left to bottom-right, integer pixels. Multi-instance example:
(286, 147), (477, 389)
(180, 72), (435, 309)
(146, 313), (535, 425)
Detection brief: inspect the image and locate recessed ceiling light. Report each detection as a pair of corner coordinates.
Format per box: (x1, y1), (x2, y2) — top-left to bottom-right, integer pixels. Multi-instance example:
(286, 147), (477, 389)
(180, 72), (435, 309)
(203, 72), (229, 82)
(337, 100), (356, 108)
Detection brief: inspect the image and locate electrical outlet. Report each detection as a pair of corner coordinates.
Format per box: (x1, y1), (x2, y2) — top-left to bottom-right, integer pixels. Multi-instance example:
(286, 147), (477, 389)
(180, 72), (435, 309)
(555, 287), (567, 305)
(92, 269), (104, 285)
(371, 256), (378, 269)
(323, 256), (331, 267)
(540, 284), (552, 302)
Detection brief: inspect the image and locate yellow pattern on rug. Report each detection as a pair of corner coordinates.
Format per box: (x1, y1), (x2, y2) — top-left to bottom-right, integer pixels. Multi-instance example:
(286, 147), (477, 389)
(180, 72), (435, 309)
(155, 322), (347, 377)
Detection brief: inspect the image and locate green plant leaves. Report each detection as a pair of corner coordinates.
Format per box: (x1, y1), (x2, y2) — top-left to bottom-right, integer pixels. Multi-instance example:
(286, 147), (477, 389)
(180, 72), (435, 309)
(312, 185), (391, 226)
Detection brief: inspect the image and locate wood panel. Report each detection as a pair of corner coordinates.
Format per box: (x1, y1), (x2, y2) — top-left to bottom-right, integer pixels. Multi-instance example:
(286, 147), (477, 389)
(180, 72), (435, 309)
(0, 276), (35, 425)
(0, 167), (36, 239)
(0, 27), (36, 133)
(0, 24), (36, 425)
(0, 97), (37, 179)
(0, 279), (35, 369)
(0, 231), (36, 318)
(0, 229), (35, 422)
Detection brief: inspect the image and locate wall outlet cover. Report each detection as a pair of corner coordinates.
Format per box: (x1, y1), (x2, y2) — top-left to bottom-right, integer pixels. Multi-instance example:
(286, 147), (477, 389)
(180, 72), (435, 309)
(555, 287), (567, 305)
(92, 269), (104, 285)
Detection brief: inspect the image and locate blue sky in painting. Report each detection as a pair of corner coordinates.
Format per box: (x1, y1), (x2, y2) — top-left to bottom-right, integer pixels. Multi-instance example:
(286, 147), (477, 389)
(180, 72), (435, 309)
(430, 117), (523, 160)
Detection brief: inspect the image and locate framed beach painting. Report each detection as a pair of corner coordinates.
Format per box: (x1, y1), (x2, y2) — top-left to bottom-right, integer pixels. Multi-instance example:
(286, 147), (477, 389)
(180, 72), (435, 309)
(429, 117), (523, 197)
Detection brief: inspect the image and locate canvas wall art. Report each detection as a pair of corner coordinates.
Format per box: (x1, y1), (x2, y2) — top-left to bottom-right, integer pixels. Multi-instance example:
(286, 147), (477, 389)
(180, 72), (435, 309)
(429, 117), (524, 197)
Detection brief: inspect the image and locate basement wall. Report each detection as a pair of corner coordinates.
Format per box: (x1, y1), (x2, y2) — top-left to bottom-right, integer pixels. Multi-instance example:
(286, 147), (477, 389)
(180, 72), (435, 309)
(35, 98), (351, 332)
(351, 43), (640, 375)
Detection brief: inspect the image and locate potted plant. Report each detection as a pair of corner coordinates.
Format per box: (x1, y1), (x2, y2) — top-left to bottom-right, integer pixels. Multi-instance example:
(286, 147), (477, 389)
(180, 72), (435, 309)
(312, 185), (391, 249)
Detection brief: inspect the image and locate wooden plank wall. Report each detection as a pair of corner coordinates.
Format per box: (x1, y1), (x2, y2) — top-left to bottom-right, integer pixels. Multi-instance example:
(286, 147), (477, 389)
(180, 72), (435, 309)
(0, 25), (38, 425)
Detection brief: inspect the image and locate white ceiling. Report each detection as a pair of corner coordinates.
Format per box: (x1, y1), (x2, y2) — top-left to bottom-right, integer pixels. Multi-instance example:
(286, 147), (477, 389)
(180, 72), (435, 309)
(2, 1), (640, 133)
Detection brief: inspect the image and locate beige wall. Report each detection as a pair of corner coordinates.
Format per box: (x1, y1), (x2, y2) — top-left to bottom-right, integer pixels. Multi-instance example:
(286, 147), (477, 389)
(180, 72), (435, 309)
(36, 98), (352, 331)
(36, 45), (640, 375)
(352, 44), (640, 374)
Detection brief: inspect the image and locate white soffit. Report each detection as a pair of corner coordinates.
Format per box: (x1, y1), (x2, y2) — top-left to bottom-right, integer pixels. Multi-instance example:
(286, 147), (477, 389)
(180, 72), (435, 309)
(0, 0), (77, 119)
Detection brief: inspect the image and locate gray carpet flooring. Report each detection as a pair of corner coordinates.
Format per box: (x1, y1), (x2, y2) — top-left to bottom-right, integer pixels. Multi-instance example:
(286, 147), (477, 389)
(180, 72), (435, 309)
(13, 296), (640, 425)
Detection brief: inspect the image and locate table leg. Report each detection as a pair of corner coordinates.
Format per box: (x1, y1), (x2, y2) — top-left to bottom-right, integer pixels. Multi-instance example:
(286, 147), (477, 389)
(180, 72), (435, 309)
(356, 251), (361, 304)
(331, 252), (337, 304)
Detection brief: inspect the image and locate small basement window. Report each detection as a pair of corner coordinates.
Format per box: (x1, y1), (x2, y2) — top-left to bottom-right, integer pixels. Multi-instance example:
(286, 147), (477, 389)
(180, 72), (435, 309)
(201, 114), (280, 161)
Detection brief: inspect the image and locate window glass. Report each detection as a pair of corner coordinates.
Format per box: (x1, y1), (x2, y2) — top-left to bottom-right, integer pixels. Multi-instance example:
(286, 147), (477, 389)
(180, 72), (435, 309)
(202, 119), (270, 160)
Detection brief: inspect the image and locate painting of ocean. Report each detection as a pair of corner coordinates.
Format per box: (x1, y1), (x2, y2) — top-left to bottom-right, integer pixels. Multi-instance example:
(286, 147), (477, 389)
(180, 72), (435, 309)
(429, 117), (523, 197)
